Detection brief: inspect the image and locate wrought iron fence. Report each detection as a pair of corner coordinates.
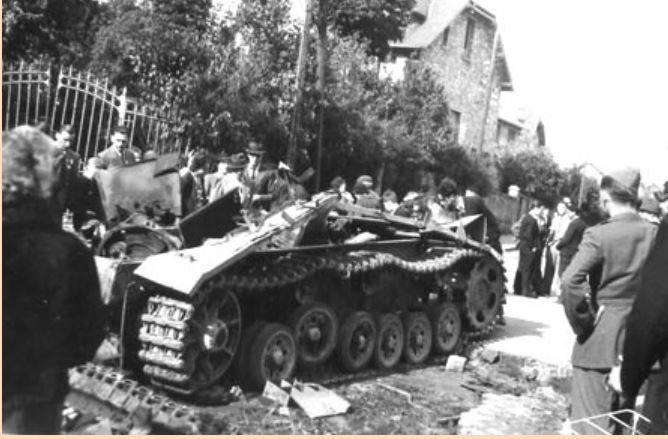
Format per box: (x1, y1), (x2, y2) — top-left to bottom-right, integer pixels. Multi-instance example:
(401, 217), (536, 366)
(2, 61), (184, 161)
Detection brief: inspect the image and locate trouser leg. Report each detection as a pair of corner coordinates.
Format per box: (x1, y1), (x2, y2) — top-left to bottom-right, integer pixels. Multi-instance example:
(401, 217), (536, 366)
(570, 367), (617, 434)
(640, 368), (668, 434)
(518, 251), (533, 296)
(529, 250), (542, 297)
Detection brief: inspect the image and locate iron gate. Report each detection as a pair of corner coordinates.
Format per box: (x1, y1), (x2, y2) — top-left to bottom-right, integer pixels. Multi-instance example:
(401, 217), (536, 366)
(2, 61), (184, 161)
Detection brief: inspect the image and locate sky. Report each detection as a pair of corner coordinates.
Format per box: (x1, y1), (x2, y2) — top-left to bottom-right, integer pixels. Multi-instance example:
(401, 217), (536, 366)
(217, 0), (668, 186)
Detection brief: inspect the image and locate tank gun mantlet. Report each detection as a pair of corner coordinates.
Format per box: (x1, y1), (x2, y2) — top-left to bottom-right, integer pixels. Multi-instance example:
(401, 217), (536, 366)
(134, 192), (339, 296)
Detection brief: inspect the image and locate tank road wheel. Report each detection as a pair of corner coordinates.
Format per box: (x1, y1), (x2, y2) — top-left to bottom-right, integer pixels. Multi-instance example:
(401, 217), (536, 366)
(289, 303), (339, 368)
(402, 312), (432, 364)
(373, 313), (404, 369)
(337, 311), (377, 372)
(244, 323), (297, 390)
(430, 303), (463, 355)
(186, 291), (242, 391)
(465, 257), (504, 332)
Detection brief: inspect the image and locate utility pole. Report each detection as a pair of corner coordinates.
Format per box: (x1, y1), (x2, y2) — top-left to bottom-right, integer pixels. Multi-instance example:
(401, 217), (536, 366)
(315, 0), (328, 191)
(287, 0), (313, 168)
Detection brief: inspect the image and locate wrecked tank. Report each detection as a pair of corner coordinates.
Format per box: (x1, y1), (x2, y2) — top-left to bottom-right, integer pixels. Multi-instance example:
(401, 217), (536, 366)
(121, 191), (507, 396)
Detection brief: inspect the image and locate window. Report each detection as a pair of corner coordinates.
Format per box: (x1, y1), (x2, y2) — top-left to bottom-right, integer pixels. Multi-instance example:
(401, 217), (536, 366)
(442, 27), (449, 47)
(463, 17), (475, 59)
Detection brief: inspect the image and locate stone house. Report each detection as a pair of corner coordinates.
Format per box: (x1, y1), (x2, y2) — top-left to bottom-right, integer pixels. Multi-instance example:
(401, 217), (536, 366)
(386, 0), (514, 153)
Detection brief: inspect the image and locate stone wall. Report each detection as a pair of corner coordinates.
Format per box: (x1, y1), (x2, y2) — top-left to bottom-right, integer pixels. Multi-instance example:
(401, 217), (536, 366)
(418, 11), (503, 154)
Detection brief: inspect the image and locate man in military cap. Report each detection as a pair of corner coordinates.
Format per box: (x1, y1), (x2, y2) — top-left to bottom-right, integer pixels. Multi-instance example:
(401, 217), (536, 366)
(562, 167), (657, 434)
(96, 125), (137, 169)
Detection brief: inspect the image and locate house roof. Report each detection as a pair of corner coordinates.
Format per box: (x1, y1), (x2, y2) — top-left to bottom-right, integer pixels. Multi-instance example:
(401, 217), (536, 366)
(391, 0), (513, 91)
(393, 0), (471, 50)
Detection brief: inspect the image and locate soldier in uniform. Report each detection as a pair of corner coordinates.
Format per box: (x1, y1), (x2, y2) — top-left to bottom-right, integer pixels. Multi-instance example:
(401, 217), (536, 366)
(562, 168), (657, 434)
(52, 124), (81, 224)
(96, 125), (137, 170)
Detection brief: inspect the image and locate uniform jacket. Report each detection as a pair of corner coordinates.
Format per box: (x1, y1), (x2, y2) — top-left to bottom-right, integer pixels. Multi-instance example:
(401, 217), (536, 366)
(622, 214), (668, 398)
(97, 146), (137, 169)
(561, 211), (657, 368)
(3, 199), (106, 410)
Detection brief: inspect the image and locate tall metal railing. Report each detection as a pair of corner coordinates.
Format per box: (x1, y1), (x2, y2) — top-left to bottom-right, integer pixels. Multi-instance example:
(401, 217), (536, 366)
(2, 62), (183, 160)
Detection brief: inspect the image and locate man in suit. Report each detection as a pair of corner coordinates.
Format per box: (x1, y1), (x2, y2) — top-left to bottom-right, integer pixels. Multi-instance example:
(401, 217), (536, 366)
(561, 168), (657, 434)
(463, 188), (502, 254)
(51, 124), (81, 224)
(616, 191), (668, 434)
(96, 125), (137, 170)
(514, 200), (544, 297)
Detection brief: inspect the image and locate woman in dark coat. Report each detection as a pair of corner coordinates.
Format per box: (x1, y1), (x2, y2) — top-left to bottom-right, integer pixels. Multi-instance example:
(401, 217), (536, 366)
(2, 126), (106, 434)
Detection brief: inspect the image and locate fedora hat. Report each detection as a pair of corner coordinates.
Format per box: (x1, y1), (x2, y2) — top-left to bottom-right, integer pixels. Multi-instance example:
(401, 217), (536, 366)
(245, 141), (266, 156)
(226, 152), (248, 171)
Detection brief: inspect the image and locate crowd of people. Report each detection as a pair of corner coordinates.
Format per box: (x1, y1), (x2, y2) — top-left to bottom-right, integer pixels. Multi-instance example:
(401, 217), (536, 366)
(3, 121), (668, 434)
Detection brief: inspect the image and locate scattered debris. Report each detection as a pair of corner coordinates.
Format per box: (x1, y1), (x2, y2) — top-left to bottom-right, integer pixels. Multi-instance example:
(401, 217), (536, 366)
(480, 349), (501, 364)
(521, 366), (539, 381)
(68, 363), (203, 434)
(262, 381), (291, 407)
(290, 382), (350, 418)
(445, 355), (467, 372)
(375, 381), (427, 409)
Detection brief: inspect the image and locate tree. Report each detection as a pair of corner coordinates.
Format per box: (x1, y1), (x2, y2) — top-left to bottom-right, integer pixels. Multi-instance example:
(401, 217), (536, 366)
(89, 0), (213, 104)
(329, 0), (415, 60)
(496, 149), (567, 206)
(3, 0), (105, 66)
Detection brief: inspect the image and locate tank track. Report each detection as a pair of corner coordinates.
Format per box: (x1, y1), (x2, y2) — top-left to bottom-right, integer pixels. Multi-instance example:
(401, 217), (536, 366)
(138, 247), (504, 393)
